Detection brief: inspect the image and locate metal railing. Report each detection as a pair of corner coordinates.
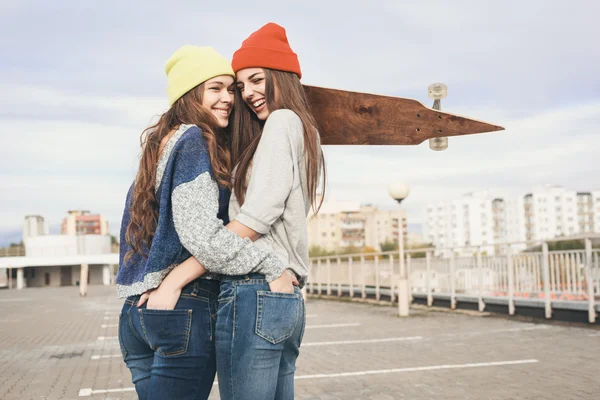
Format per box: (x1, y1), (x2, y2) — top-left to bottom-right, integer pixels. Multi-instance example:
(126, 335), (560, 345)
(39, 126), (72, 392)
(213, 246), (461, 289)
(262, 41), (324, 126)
(307, 235), (600, 323)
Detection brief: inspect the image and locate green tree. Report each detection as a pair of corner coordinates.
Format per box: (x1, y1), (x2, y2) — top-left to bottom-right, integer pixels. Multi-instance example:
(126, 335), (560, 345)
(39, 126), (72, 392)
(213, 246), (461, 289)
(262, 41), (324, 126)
(380, 240), (398, 252)
(308, 246), (336, 257)
(407, 242), (434, 258)
(524, 239), (599, 253)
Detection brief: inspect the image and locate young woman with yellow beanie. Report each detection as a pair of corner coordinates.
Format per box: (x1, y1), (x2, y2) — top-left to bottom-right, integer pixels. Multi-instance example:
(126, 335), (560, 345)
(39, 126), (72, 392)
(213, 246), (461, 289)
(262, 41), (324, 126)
(214, 22), (326, 400)
(115, 45), (290, 400)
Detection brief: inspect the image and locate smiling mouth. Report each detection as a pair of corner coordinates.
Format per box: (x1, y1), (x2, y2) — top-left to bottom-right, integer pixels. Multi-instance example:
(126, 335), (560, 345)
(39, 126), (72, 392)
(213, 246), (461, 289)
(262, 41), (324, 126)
(212, 108), (229, 117)
(251, 99), (266, 111)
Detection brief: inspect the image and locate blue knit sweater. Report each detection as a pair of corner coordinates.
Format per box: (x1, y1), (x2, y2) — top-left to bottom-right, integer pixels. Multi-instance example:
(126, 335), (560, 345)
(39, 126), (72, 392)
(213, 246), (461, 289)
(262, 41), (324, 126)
(116, 124), (285, 298)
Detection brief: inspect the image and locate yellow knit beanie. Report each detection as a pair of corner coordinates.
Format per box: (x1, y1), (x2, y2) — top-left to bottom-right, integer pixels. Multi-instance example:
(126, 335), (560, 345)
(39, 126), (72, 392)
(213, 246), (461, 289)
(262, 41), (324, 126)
(165, 45), (234, 106)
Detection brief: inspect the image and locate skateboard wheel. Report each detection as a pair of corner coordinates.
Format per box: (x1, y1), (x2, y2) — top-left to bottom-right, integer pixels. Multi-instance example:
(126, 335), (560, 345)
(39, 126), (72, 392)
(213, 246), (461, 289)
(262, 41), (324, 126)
(428, 83), (448, 100)
(429, 137), (448, 151)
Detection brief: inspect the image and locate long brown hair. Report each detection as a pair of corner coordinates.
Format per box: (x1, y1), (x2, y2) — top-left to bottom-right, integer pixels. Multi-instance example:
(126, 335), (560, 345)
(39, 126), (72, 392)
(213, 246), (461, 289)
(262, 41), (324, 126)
(124, 84), (231, 263)
(231, 68), (326, 215)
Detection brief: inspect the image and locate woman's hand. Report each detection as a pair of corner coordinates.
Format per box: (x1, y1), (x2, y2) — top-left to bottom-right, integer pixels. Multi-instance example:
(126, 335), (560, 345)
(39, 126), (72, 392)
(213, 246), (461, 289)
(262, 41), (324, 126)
(137, 283), (182, 310)
(136, 257), (207, 309)
(268, 270), (298, 294)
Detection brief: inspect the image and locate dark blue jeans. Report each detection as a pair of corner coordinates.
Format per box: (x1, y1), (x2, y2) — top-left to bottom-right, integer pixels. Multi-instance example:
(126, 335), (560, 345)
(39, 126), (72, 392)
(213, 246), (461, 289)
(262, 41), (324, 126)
(215, 274), (306, 400)
(118, 278), (219, 400)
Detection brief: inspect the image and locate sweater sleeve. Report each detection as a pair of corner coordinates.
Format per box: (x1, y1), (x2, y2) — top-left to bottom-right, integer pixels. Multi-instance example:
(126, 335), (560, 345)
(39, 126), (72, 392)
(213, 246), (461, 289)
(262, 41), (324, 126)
(235, 109), (304, 234)
(170, 132), (286, 282)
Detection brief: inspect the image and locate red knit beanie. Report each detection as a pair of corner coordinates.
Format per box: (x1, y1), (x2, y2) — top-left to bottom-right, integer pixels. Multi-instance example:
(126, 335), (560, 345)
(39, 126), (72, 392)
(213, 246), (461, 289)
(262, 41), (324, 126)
(232, 23), (302, 79)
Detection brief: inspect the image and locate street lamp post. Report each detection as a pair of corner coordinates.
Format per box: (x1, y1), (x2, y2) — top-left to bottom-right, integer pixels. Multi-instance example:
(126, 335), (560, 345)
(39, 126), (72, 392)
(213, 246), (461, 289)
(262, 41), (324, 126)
(388, 182), (410, 317)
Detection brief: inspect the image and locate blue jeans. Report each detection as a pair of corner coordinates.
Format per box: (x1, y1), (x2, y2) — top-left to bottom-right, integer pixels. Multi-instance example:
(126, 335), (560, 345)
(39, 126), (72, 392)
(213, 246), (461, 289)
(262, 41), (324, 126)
(118, 278), (219, 400)
(215, 274), (306, 400)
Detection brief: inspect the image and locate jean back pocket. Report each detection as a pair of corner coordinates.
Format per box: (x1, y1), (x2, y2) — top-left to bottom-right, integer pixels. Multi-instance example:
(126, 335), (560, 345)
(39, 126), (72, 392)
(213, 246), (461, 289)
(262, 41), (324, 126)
(139, 309), (192, 357)
(255, 291), (300, 344)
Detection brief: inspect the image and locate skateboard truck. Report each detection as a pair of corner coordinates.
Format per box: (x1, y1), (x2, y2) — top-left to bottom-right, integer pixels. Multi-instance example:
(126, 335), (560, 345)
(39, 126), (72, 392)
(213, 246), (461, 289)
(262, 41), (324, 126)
(428, 83), (448, 151)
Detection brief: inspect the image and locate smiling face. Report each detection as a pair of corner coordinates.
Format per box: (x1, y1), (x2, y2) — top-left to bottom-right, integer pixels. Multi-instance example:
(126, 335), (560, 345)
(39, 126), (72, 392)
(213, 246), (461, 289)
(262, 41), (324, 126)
(235, 68), (271, 120)
(201, 75), (235, 128)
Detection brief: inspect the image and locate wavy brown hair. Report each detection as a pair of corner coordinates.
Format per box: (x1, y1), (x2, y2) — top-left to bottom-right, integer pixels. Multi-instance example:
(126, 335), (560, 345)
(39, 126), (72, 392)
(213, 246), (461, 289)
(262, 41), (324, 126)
(124, 84), (231, 263)
(231, 68), (325, 215)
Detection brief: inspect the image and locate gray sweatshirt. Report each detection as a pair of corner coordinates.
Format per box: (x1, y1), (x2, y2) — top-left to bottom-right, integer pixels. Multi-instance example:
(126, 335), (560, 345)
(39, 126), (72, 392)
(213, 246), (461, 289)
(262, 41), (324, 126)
(229, 109), (321, 286)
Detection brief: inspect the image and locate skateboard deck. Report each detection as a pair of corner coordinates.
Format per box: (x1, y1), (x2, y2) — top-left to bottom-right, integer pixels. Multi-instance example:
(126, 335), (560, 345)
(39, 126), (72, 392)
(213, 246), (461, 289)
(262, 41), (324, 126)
(303, 85), (504, 145)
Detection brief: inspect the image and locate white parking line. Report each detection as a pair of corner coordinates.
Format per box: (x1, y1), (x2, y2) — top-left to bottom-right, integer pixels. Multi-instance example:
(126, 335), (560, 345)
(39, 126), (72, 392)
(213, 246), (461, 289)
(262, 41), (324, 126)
(295, 359), (539, 380)
(306, 323), (361, 329)
(303, 336), (422, 347)
(97, 336), (118, 341)
(100, 324), (118, 328)
(103, 316), (117, 320)
(79, 360), (538, 395)
(0, 298), (32, 302)
(79, 388), (136, 396)
(91, 354), (121, 360)
(80, 382), (219, 396)
(461, 325), (550, 336)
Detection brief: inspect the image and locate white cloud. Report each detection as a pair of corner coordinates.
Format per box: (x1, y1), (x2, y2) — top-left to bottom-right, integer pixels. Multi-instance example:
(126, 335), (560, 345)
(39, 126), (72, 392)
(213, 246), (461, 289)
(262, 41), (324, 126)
(1, 1), (599, 241)
(0, 83), (165, 127)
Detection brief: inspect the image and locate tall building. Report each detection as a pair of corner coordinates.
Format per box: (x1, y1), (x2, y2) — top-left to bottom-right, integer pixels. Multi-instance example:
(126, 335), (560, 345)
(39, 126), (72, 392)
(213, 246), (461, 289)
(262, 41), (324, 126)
(308, 201), (407, 252)
(425, 192), (495, 255)
(577, 192), (595, 233)
(524, 185), (579, 240)
(502, 197), (527, 243)
(425, 185), (600, 255)
(61, 210), (108, 236)
(22, 215), (49, 242)
(593, 191), (600, 234)
(361, 205), (407, 250)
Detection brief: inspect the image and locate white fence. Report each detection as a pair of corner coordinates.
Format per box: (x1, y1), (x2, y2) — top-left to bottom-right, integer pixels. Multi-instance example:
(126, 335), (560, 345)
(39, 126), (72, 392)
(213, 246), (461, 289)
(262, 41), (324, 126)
(307, 236), (600, 323)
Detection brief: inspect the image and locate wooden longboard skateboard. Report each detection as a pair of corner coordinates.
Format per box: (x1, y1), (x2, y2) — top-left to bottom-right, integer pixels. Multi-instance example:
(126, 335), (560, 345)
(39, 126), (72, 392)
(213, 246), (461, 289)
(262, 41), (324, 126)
(303, 85), (504, 146)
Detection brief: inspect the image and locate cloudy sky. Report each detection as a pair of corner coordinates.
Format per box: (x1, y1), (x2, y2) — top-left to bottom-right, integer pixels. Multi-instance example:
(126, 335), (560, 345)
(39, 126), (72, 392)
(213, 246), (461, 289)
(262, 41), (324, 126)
(1, 0), (598, 244)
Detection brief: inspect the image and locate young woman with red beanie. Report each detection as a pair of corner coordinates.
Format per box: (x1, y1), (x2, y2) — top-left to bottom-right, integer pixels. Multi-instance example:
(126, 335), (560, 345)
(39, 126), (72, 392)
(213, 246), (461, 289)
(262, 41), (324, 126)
(215, 22), (326, 400)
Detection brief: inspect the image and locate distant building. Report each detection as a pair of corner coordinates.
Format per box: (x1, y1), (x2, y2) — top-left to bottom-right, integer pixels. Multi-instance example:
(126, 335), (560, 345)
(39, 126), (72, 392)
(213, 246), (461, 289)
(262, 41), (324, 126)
(0, 215), (115, 290)
(308, 200), (407, 252)
(577, 192), (595, 234)
(424, 185), (600, 255)
(524, 185), (579, 241)
(361, 205), (407, 250)
(23, 215), (49, 242)
(24, 235), (111, 257)
(406, 232), (426, 247)
(424, 191), (496, 256)
(61, 210), (108, 236)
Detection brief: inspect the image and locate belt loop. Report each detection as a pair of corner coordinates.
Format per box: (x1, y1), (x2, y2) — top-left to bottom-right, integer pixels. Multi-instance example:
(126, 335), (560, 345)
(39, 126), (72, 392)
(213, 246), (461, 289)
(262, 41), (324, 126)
(245, 275), (250, 281)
